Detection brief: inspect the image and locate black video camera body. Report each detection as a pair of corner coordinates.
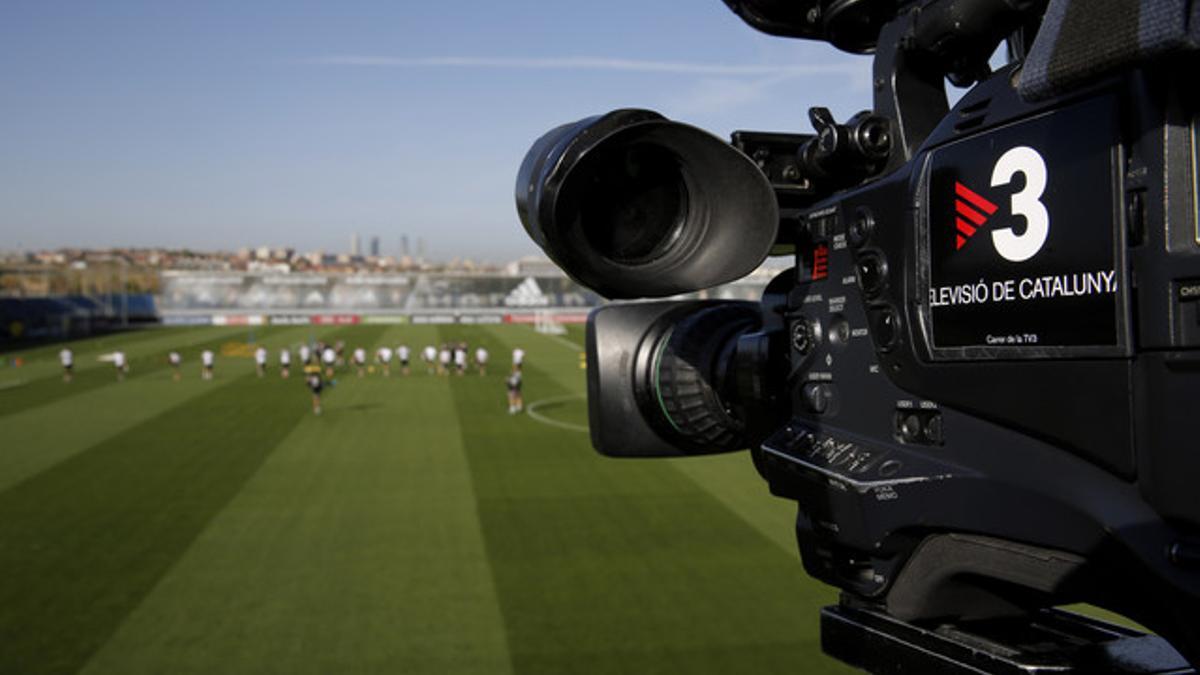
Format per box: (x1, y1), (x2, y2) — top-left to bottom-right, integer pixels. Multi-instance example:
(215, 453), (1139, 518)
(518, 0), (1200, 668)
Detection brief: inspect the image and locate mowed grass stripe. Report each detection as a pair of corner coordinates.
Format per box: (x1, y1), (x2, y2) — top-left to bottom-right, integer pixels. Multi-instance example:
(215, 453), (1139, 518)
(78, 325), (513, 675)
(0, 326), (250, 419)
(1, 326), (183, 375)
(0, 326), (366, 675)
(538, 322), (836, 626)
(524, 323), (809, 557)
(452, 324), (850, 673)
(0, 325), (237, 387)
(0, 326), (322, 495)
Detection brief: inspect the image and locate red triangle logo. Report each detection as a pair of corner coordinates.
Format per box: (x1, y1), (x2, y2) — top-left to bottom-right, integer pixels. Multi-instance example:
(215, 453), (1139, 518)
(953, 182), (998, 250)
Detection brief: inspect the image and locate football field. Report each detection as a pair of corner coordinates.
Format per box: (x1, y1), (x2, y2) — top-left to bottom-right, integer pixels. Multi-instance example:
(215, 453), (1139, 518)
(0, 323), (850, 674)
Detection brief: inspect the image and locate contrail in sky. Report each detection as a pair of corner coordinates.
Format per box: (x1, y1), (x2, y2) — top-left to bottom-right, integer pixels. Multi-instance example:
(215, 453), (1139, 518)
(305, 55), (861, 76)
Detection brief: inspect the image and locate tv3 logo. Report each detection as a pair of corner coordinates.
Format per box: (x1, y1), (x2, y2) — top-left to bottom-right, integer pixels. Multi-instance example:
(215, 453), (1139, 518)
(954, 146), (1048, 262)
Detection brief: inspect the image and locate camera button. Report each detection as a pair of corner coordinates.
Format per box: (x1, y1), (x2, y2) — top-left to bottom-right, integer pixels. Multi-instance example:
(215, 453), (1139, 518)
(870, 307), (901, 352)
(899, 413), (923, 442)
(878, 460), (903, 478)
(827, 315), (851, 349)
(792, 316), (820, 355)
(1168, 542), (1200, 569)
(857, 253), (886, 297)
(923, 413), (944, 443)
(848, 208), (875, 247)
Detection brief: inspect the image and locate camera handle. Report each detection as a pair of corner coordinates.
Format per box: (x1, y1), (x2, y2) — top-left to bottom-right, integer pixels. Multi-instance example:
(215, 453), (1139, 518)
(871, 13), (946, 171)
(821, 599), (1195, 674)
(868, 0), (1044, 172)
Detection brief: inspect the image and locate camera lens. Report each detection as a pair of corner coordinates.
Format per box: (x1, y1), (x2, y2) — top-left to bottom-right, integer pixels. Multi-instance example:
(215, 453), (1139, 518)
(587, 300), (765, 457)
(632, 302), (761, 453)
(516, 109), (778, 298)
(578, 144), (688, 265)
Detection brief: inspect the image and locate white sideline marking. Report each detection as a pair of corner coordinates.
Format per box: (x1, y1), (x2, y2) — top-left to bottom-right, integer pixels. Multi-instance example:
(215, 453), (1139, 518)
(525, 395), (588, 433)
(0, 379), (26, 391)
(530, 326), (583, 352)
(542, 331), (583, 353)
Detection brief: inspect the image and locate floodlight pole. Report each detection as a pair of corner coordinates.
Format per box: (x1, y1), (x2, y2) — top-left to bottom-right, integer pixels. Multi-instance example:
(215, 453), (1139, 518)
(120, 259), (128, 328)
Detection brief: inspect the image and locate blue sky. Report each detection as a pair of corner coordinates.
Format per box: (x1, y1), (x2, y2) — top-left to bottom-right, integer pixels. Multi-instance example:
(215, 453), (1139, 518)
(1, 0), (872, 262)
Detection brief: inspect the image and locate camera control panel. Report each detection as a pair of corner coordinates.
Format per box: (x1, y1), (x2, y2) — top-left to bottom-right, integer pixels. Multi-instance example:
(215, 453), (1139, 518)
(788, 207), (943, 450)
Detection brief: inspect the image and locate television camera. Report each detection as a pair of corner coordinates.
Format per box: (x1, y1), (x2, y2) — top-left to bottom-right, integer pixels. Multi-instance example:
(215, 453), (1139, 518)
(516, 0), (1200, 671)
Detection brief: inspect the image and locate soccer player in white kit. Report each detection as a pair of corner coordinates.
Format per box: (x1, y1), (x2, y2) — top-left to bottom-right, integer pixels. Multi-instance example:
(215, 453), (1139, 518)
(512, 347), (525, 371)
(279, 347), (291, 378)
(254, 346), (268, 377)
(59, 348), (73, 382)
(322, 346), (337, 378)
(475, 346), (489, 375)
(453, 344), (467, 376)
(422, 345), (437, 374)
(377, 346), (394, 377)
(298, 344), (311, 365)
(112, 350), (128, 381)
(353, 347), (367, 377)
(397, 344), (411, 376)
(438, 346), (452, 375)
(168, 351), (182, 381)
(201, 349), (215, 380)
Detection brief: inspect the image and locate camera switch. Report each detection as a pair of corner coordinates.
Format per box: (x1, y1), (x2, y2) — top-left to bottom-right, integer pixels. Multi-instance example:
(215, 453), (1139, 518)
(1126, 189), (1145, 245)
(802, 382), (836, 414)
(807, 213), (836, 239)
(785, 428), (816, 454)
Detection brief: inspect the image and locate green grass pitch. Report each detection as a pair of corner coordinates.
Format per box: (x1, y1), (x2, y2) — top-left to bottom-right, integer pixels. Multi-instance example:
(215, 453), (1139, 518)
(0, 324), (852, 674)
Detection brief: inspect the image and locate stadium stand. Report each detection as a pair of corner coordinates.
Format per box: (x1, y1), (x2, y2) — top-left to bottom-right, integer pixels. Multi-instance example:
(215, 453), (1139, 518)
(0, 294), (156, 345)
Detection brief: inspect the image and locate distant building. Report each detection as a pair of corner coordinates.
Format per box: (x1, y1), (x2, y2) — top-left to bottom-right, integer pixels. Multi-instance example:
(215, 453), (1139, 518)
(247, 261), (290, 273)
(369, 236), (380, 257)
(505, 256), (565, 277)
(350, 233), (361, 257)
